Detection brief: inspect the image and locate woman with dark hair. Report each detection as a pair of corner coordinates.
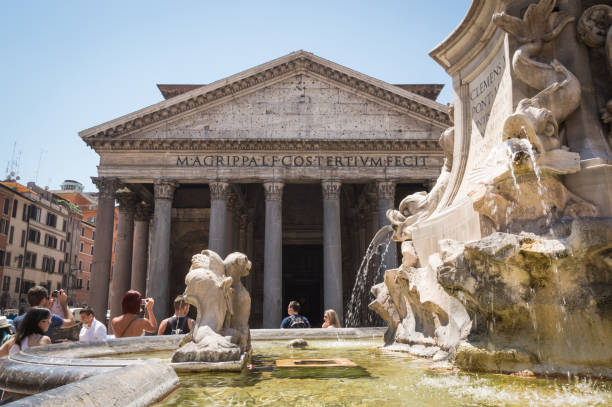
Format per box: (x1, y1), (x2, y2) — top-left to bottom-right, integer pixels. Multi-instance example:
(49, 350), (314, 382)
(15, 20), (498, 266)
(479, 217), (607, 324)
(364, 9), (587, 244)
(0, 308), (52, 356)
(111, 290), (157, 338)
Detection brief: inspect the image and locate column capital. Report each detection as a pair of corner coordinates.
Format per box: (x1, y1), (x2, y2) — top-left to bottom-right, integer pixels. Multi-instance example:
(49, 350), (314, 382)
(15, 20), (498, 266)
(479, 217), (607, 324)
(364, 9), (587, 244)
(376, 180), (396, 200)
(134, 202), (154, 221)
(115, 190), (139, 214)
(209, 180), (231, 201)
(91, 177), (120, 200)
(321, 179), (342, 200)
(263, 180), (284, 201)
(154, 179), (178, 200)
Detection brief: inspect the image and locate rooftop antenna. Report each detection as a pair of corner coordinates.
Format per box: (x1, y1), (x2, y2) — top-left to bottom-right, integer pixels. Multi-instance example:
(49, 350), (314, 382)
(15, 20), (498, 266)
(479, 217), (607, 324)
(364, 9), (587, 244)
(34, 149), (46, 185)
(5, 141), (22, 181)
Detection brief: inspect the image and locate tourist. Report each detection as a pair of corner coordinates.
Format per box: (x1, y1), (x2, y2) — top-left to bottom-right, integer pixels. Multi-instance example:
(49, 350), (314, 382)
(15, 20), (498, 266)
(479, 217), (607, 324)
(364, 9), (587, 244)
(78, 307), (107, 342)
(280, 301), (311, 328)
(0, 307), (52, 357)
(158, 295), (194, 335)
(322, 309), (341, 328)
(111, 290), (157, 338)
(0, 316), (13, 345)
(13, 286), (75, 339)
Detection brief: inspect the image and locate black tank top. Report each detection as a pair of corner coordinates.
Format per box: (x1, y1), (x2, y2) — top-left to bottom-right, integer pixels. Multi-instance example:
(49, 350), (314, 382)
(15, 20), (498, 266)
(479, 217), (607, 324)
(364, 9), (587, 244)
(163, 316), (191, 335)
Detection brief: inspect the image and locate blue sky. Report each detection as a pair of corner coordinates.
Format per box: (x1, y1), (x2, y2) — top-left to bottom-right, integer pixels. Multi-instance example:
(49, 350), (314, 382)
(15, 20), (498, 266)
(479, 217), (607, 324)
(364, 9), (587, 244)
(0, 1), (471, 191)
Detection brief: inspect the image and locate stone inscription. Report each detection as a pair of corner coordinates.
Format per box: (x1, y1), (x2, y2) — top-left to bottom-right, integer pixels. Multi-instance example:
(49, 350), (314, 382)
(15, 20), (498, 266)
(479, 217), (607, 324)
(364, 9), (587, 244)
(469, 48), (506, 135)
(176, 154), (436, 168)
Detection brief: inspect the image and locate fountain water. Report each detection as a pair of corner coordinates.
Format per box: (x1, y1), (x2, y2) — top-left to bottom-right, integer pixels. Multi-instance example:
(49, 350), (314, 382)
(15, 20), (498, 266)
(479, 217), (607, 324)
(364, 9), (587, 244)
(345, 225), (393, 327)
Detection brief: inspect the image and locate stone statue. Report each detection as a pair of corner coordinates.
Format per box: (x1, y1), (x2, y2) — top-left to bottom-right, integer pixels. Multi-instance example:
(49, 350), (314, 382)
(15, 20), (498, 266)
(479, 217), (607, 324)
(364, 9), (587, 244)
(469, 0), (598, 229)
(386, 105), (454, 241)
(577, 4), (612, 148)
(172, 249), (252, 365)
(221, 252), (252, 353)
(494, 0), (577, 154)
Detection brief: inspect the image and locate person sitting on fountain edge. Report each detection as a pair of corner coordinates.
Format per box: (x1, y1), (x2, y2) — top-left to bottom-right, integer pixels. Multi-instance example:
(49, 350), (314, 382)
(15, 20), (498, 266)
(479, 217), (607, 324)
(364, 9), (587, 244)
(111, 290), (157, 338)
(280, 301), (311, 329)
(158, 295), (194, 335)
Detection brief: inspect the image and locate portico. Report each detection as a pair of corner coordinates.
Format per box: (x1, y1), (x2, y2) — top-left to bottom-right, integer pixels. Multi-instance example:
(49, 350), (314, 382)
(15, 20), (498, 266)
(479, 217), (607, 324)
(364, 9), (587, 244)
(81, 51), (449, 327)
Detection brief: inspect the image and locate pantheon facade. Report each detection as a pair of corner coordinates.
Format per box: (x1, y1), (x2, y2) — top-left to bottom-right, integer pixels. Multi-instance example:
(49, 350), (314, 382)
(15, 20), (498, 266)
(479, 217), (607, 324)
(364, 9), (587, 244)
(81, 51), (450, 328)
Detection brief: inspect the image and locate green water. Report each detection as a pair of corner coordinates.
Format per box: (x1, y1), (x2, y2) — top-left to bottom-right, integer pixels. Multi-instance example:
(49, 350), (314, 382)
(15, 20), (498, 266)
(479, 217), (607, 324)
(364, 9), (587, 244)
(152, 339), (611, 407)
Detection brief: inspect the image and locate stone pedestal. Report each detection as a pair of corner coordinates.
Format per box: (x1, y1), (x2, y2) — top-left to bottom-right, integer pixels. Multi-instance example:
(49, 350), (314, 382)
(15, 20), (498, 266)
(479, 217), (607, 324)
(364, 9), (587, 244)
(322, 180), (343, 321)
(262, 181), (284, 328)
(131, 203), (152, 295)
(148, 180), (177, 323)
(89, 177), (119, 323)
(109, 191), (138, 319)
(208, 181), (230, 257)
(376, 180), (397, 276)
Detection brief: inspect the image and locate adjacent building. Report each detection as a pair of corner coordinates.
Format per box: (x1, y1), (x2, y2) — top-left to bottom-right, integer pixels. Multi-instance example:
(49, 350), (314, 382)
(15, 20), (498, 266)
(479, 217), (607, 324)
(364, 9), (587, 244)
(0, 181), (82, 309)
(80, 51), (450, 327)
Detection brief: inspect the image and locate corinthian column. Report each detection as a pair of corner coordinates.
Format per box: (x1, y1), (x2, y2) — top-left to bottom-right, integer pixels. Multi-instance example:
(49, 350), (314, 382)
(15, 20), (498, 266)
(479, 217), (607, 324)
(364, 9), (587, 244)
(376, 180), (397, 276)
(90, 177), (119, 323)
(262, 180), (284, 328)
(148, 179), (177, 323)
(109, 190), (138, 319)
(322, 180), (343, 322)
(131, 202), (152, 295)
(208, 180), (230, 257)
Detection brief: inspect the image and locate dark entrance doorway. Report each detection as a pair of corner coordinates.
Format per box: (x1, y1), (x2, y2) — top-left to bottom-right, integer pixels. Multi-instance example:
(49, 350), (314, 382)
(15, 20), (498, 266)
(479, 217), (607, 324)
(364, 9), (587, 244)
(282, 245), (323, 327)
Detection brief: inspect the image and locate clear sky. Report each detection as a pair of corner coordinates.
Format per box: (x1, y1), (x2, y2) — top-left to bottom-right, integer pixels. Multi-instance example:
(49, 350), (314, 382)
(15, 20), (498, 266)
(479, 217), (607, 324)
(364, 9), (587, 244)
(0, 1), (471, 191)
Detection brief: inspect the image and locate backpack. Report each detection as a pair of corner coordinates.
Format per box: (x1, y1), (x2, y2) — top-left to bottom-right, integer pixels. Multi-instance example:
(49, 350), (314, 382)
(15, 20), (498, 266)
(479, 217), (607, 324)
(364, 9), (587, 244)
(289, 315), (308, 329)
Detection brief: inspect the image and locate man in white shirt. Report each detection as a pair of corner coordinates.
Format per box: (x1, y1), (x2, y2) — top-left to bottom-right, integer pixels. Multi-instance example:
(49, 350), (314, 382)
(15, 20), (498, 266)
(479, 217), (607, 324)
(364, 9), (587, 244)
(78, 307), (107, 342)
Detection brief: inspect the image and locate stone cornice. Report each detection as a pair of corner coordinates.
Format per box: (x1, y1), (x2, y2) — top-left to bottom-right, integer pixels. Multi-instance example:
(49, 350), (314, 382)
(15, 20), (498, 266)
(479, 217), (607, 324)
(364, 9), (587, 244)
(87, 138), (443, 153)
(429, 0), (505, 75)
(80, 51), (450, 144)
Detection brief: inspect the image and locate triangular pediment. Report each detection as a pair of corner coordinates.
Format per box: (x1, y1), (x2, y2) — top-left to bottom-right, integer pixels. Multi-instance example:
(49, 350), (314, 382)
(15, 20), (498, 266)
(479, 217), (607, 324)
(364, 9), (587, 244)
(80, 50), (450, 149)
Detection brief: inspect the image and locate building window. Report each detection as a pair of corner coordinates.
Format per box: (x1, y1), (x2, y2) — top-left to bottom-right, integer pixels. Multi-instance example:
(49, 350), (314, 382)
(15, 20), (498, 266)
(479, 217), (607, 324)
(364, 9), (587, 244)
(25, 251), (37, 269)
(20, 230), (25, 247)
(56, 282), (61, 290)
(22, 203), (27, 221)
(29, 206), (41, 222)
(5, 252), (10, 266)
(17, 254), (23, 268)
(9, 226), (14, 244)
(12, 199), (18, 218)
(67, 232), (71, 243)
(42, 256), (55, 273)
(46, 213), (57, 228)
(2, 198), (9, 215)
(28, 228), (41, 244)
(90, 246), (94, 255)
(87, 279), (90, 290)
(0, 219), (8, 235)
(15, 278), (20, 293)
(88, 216), (96, 223)
(92, 231), (95, 240)
(78, 260), (82, 270)
(2, 276), (10, 292)
(81, 227), (85, 236)
(80, 242), (84, 252)
(89, 263), (93, 273)
(44, 234), (58, 249)
(62, 220), (66, 232)
(0, 250), (4, 265)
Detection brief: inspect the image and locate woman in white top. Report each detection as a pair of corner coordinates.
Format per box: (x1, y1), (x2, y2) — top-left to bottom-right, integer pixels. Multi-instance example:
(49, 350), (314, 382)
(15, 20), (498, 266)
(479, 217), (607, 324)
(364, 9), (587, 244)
(322, 309), (342, 328)
(0, 307), (52, 356)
